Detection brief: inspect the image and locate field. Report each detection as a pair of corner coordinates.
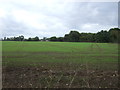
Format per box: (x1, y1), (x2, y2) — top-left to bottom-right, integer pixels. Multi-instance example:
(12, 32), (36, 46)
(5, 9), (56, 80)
(2, 41), (119, 88)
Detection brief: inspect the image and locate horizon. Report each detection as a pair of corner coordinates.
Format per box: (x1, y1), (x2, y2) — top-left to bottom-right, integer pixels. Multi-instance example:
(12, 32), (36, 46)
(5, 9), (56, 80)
(1, 27), (119, 39)
(0, 0), (118, 38)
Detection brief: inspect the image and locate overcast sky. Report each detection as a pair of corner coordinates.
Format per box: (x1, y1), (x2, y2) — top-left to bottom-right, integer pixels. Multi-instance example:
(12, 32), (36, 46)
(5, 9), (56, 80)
(0, 0), (118, 38)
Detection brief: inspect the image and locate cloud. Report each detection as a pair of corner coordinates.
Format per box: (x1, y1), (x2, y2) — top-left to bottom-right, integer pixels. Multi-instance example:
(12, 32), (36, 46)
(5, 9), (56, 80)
(0, 0), (118, 38)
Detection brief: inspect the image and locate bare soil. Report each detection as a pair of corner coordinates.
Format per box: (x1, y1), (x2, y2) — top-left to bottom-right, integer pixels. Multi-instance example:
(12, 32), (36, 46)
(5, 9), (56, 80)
(2, 63), (119, 88)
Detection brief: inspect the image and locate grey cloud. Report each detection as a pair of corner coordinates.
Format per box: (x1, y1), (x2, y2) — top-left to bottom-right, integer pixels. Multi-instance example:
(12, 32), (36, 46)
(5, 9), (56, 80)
(63, 2), (117, 28)
(1, 15), (28, 37)
(0, 1), (118, 38)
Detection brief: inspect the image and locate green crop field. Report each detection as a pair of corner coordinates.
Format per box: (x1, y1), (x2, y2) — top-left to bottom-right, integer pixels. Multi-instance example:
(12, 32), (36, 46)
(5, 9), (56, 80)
(2, 41), (119, 88)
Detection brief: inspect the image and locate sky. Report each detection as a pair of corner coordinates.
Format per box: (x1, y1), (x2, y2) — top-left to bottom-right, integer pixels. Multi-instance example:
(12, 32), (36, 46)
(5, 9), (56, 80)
(0, 0), (118, 38)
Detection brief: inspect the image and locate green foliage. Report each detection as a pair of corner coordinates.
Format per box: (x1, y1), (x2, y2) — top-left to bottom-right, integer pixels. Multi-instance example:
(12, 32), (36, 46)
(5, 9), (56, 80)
(2, 28), (120, 43)
(19, 35), (24, 41)
(95, 30), (110, 43)
(64, 34), (69, 42)
(42, 37), (47, 41)
(27, 36), (39, 41)
(57, 37), (64, 42)
(65, 31), (80, 42)
(109, 28), (120, 43)
(33, 36), (39, 41)
(49, 36), (58, 41)
(49, 28), (120, 43)
(79, 33), (95, 42)
(3, 35), (24, 41)
(27, 37), (32, 41)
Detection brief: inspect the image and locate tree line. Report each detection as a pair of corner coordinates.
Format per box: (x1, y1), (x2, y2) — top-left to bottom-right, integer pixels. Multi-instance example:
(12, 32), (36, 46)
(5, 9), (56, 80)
(49, 28), (120, 43)
(2, 28), (120, 43)
(3, 36), (40, 41)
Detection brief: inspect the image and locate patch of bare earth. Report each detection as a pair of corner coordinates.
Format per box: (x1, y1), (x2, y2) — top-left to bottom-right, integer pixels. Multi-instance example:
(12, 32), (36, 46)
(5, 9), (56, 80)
(2, 63), (119, 88)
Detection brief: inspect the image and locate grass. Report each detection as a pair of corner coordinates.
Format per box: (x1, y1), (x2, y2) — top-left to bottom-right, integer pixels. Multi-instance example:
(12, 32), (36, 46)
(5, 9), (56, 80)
(2, 41), (119, 88)
(2, 41), (118, 66)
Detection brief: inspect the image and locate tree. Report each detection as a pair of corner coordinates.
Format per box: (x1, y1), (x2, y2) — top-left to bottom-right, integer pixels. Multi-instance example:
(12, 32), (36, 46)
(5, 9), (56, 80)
(28, 37), (32, 41)
(14, 37), (20, 41)
(69, 31), (80, 42)
(64, 31), (80, 42)
(19, 35), (24, 41)
(34, 36), (39, 41)
(95, 30), (110, 43)
(42, 37), (47, 41)
(49, 36), (58, 41)
(2, 27), (120, 43)
(57, 37), (64, 42)
(4, 37), (7, 41)
(109, 28), (120, 43)
(79, 33), (95, 42)
(64, 34), (70, 42)
(6, 38), (10, 41)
